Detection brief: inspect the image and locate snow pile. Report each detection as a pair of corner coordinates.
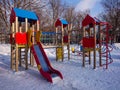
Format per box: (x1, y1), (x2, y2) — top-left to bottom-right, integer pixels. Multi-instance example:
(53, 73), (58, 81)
(0, 43), (120, 90)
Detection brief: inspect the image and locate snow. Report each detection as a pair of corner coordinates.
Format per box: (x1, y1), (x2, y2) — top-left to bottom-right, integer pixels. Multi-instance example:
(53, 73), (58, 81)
(0, 43), (120, 90)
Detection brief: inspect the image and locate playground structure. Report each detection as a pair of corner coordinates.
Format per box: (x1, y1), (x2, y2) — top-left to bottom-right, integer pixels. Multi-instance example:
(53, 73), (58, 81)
(81, 14), (113, 69)
(10, 8), (63, 83)
(9, 8), (113, 83)
(41, 32), (56, 45)
(55, 18), (71, 61)
(39, 18), (71, 61)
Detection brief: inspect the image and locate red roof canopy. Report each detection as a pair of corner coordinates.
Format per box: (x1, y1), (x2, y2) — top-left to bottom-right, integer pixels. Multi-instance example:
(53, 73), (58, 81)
(55, 18), (68, 28)
(82, 14), (96, 27)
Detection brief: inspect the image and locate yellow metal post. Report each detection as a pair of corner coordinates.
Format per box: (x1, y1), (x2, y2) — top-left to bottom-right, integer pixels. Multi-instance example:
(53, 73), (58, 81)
(37, 20), (39, 31)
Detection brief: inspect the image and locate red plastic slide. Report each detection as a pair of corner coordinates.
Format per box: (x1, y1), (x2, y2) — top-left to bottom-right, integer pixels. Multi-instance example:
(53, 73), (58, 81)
(30, 42), (63, 83)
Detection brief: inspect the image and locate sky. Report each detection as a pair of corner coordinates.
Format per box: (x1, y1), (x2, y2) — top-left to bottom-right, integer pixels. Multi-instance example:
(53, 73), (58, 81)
(63, 0), (103, 17)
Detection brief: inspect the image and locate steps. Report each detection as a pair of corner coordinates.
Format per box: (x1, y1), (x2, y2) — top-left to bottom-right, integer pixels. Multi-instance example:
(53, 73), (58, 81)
(11, 44), (28, 71)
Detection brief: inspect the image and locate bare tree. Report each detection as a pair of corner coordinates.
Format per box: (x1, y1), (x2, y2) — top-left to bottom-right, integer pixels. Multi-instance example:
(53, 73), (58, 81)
(100, 0), (120, 42)
(0, 0), (48, 32)
(44, 0), (66, 31)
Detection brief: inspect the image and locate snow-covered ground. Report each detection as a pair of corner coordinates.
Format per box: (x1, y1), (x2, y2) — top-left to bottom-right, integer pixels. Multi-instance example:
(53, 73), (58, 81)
(0, 43), (120, 90)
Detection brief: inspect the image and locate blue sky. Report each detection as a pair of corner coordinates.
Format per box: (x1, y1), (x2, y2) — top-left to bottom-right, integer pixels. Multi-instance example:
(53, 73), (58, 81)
(63, 0), (103, 17)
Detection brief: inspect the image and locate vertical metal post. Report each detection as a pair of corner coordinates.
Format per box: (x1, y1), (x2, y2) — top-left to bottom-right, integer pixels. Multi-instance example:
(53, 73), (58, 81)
(106, 24), (109, 69)
(25, 18), (28, 69)
(82, 26), (85, 67)
(93, 24), (96, 69)
(99, 24), (102, 66)
(15, 17), (18, 72)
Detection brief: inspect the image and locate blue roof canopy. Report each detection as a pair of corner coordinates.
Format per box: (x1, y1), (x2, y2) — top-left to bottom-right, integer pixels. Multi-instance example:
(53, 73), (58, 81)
(10, 8), (39, 24)
(14, 8), (38, 20)
(55, 18), (68, 27)
(59, 18), (68, 25)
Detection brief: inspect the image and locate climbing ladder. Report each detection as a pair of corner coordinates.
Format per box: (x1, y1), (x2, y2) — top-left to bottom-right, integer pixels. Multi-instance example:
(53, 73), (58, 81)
(99, 22), (113, 69)
(18, 46), (28, 68)
(11, 44), (28, 71)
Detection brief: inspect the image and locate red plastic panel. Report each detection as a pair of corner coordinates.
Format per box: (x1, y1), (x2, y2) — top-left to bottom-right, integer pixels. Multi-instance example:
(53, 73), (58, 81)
(10, 8), (16, 25)
(83, 37), (95, 48)
(55, 19), (62, 27)
(15, 32), (27, 44)
(63, 35), (68, 43)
